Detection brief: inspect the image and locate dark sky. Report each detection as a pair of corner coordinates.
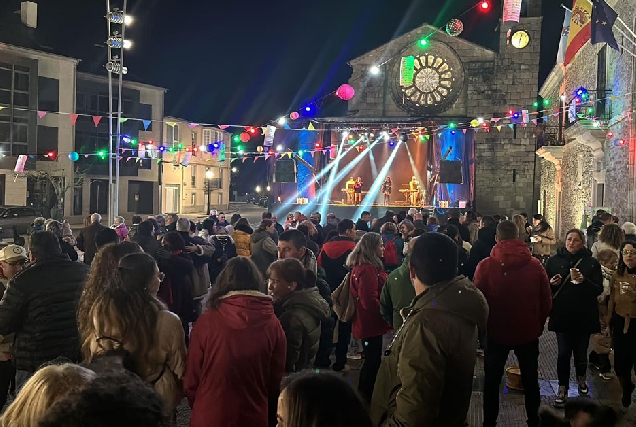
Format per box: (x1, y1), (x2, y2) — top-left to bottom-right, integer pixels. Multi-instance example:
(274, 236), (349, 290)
(1, 0), (570, 126)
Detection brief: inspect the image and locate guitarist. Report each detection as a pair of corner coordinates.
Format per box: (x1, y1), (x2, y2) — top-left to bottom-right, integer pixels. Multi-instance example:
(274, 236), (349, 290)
(408, 176), (420, 206)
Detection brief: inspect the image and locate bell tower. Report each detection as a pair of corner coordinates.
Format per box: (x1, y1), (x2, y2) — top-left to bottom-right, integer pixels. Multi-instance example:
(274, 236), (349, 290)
(526, 0), (542, 18)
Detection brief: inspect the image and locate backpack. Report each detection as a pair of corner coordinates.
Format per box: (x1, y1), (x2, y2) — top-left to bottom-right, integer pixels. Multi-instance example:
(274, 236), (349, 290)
(332, 272), (356, 322)
(382, 235), (399, 267)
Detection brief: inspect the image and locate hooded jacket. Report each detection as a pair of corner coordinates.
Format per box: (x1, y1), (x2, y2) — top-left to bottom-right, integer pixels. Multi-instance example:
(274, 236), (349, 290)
(0, 254), (90, 372)
(274, 287), (330, 372)
(185, 291), (286, 427)
(251, 230), (278, 277)
(350, 264), (392, 339)
(464, 226), (497, 279)
(474, 239), (552, 346)
(370, 276), (488, 427)
(545, 247), (603, 334)
(233, 225), (253, 257)
(380, 254), (415, 331)
(317, 236), (356, 291)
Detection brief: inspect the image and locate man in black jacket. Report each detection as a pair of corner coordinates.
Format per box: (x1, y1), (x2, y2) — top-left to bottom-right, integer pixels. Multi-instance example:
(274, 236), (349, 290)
(76, 213), (107, 265)
(447, 209), (471, 244)
(465, 216), (497, 280)
(317, 219), (357, 371)
(0, 232), (90, 390)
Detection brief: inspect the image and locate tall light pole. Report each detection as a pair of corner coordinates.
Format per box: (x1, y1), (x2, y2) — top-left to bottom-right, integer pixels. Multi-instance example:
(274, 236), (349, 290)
(205, 169), (213, 215)
(105, 2), (131, 224)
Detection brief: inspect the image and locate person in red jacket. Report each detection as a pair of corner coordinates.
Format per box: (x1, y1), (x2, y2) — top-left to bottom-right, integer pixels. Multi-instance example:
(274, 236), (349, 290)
(474, 220), (552, 427)
(184, 257), (287, 427)
(346, 232), (392, 403)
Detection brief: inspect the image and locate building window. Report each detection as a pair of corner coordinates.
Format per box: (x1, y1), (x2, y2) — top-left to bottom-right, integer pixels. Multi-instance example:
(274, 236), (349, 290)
(191, 131), (198, 144)
(191, 165), (196, 188)
(203, 129), (212, 145)
(73, 184), (83, 216)
(174, 124), (179, 143)
(0, 62), (31, 154)
(191, 193), (196, 206)
(597, 46), (608, 118)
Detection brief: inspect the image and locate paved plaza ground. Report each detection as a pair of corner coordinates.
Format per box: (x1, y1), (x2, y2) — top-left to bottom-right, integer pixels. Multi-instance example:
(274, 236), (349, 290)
(176, 325), (636, 426)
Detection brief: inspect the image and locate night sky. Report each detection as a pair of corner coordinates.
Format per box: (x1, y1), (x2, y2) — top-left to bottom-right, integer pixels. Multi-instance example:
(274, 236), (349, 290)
(0, 0), (572, 191)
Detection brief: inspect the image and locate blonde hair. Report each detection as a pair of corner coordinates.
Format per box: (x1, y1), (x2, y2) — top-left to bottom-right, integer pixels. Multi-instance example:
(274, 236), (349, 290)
(1, 364), (94, 427)
(346, 232), (383, 269)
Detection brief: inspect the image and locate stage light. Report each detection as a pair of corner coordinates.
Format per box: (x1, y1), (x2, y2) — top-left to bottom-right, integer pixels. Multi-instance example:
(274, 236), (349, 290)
(123, 39), (132, 49)
(544, 99), (551, 106)
(248, 127), (257, 134)
(560, 95), (566, 101)
(232, 167), (237, 173)
(513, 112), (520, 119)
(616, 139), (626, 147)
(177, 143), (184, 149)
(231, 134), (241, 143)
(477, 117), (484, 124)
(508, 110), (513, 116)
(449, 122), (456, 129)
(370, 65), (380, 75)
(107, 35), (124, 48)
(302, 103), (318, 117)
(105, 61), (127, 75)
(533, 101), (539, 108)
(342, 131), (349, 138)
(480, 1), (490, 11)
(419, 38), (429, 47)
(389, 140), (395, 147)
(276, 144), (283, 152)
(121, 135), (131, 143)
(124, 15), (133, 25)
(277, 117), (287, 125)
(451, 130), (456, 135)
(575, 87), (589, 100)
(45, 151), (57, 159)
(587, 107), (594, 114)
(369, 133), (375, 138)
(266, 185), (271, 192)
(298, 150), (304, 156)
(607, 131), (614, 138)
(315, 142), (321, 149)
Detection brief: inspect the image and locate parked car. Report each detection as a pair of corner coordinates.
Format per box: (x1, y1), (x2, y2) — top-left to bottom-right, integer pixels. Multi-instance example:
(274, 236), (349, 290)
(0, 206), (39, 235)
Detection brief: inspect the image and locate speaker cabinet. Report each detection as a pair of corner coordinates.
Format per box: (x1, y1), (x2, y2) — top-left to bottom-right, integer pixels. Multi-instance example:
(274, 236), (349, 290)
(274, 159), (297, 183)
(439, 161), (463, 184)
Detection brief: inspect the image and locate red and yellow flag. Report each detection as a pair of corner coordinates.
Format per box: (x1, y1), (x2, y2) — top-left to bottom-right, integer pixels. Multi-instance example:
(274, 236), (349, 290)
(564, 0), (593, 66)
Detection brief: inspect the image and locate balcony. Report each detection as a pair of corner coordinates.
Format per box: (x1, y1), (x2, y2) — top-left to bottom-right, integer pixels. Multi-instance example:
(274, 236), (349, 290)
(536, 124), (563, 148)
(565, 90), (612, 135)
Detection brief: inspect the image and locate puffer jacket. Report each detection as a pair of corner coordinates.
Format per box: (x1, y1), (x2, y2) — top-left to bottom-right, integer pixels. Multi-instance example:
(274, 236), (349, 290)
(380, 254), (415, 330)
(370, 276), (488, 427)
(233, 229), (252, 257)
(545, 247), (603, 334)
(251, 230), (278, 277)
(350, 263), (392, 339)
(274, 287), (330, 372)
(0, 254), (90, 372)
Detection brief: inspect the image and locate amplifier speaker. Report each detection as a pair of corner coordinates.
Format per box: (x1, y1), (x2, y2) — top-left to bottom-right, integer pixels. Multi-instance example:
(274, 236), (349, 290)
(274, 159), (297, 183)
(439, 161), (463, 184)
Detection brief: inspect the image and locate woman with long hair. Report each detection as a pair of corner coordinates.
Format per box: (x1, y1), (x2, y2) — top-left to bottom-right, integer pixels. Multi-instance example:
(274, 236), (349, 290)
(267, 258), (330, 373)
(232, 217), (253, 257)
(251, 219), (278, 278)
(512, 214), (530, 245)
(277, 371), (372, 427)
(465, 211), (480, 244)
(77, 241), (143, 344)
(591, 223), (623, 258)
(608, 241), (636, 409)
(346, 232), (392, 402)
(1, 363), (95, 427)
(545, 229), (602, 408)
(132, 220), (162, 259)
(531, 214), (556, 264)
(81, 252), (187, 413)
(185, 257), (286, 427)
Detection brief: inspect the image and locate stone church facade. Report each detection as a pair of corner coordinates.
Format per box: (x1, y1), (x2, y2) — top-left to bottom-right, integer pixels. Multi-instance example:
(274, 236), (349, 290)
(321, 0), (544, 216)
(538, 0), (633, 238)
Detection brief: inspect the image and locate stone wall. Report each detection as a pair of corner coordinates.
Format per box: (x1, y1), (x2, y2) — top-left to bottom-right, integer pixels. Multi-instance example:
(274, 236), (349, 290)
(560, 142), (594, 237)
(540, 159), (557, 229)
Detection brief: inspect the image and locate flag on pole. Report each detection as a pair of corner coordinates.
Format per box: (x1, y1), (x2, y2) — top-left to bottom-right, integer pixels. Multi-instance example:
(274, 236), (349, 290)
(557, 8), (572, 64)
(564, 0), (592, 66)
(591, 0), (619, 51)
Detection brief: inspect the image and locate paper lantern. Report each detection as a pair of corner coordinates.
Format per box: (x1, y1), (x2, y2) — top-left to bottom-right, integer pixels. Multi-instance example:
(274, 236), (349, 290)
(68, 151), (79, 162)
(336, 84), (355, 101)
(290, 112), (300, 120)
(256, 146), (263, 152)
(239, 132), (250, 143)
(470, 119), (479, 128)
(446, 19), (464, 37)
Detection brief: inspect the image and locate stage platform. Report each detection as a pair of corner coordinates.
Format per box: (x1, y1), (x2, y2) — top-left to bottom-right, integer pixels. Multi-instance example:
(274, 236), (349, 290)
(271, 203), (442, 221)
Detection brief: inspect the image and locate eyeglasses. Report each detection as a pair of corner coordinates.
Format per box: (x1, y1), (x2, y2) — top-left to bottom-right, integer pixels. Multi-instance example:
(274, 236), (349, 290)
(623, 249), (636, 255)
(157, 272), (165, 282)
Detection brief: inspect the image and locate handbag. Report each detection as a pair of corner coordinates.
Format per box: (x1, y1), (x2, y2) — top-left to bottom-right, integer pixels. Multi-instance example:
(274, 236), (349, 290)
(552, 258), (583, 300)
(332, 272), (356, 322)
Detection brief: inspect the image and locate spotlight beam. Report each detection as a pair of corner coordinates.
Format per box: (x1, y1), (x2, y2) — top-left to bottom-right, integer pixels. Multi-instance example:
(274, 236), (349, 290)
(353, 139), (404, 220)
(319, 139), (347, 222)
(403, 143), (427, 200)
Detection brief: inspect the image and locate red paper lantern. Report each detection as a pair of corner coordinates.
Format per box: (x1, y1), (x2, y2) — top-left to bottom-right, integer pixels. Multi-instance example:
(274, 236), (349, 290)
(336, 84), (355, 101)
(290, 112), (300, 120)
(239, 132), (250, 143)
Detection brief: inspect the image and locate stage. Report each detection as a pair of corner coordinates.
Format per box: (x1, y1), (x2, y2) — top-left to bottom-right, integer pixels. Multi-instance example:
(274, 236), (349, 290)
(272, 203), (448, 222)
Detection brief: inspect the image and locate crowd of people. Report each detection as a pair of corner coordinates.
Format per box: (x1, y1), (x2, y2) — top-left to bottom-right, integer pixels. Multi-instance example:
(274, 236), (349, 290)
(0, 206), (632, 426)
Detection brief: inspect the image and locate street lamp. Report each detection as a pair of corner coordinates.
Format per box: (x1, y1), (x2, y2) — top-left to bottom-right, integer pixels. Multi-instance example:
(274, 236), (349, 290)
(266, 185), (271, 192)
(205, 169), (213, 215)
(231, 167), (237, 173)
(255, 185), (261, 193)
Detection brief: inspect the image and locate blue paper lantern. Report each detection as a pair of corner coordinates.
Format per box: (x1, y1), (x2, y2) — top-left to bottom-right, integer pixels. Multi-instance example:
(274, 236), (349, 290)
(68, 151), (79, 162)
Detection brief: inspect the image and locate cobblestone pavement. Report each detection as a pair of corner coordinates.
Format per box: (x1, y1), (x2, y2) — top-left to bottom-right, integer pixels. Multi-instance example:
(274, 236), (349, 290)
(176, 327), (636, 426)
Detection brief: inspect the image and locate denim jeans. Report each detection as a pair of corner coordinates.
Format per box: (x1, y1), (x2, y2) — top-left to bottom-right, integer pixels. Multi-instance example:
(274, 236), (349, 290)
(556, 332), (590, 386)
(483, 339), (540, 427)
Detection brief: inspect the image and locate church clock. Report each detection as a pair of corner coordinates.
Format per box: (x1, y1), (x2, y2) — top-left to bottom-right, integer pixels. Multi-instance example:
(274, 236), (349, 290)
(510, 30), (530, 49)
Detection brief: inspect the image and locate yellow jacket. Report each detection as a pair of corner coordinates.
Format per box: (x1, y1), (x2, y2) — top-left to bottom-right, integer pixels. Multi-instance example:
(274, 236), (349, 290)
(233, 230), (252, 257)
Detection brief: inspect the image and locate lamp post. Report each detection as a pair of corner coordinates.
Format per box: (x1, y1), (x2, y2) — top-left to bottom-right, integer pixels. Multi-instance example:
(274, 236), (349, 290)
(205, 169), (213, 215)
(105, 1), (132, 224)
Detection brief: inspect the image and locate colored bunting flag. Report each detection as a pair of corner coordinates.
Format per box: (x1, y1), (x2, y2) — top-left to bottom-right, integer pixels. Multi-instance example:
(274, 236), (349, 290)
(219, 125), (229, 130)
(509, 124), (515, 129)
(69, 114), (79, 126)
(308, 122), (315, 130)
(37, 111), (47, 119)
(92, 116), (102, 127)
(189, 123), (199, 129)
(166, 122), (176, 127)
(497, 125), (502, 131)
(14, 155), (27, 173)
(591, 0), (619, 51)
(119, 118), (128, 123)
(462, 129), (467, 134)
(564, 0), (592, 66)
(143, 120), (151, 131)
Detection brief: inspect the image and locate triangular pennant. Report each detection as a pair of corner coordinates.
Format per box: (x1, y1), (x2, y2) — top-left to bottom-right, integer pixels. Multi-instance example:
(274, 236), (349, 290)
(508, 124), (515, 129)
(531, 119), (538, 125)
(283, 124), (291, 130)
(0, 106), (4, 111)
(242, 157), (248, 163)
(474, 128), (478, 133)
(424, 134), (430, 140)
(497, 125), (502, 131)
(491, 118), (501, 123)
(462, 129), (467, 134)
(308, 122), (315, 130)
(219, 125), (229, 130)
(37, 111), (47, 119)
(253, 157), (258, 163)
(310, 151), (315, 157)
(265, 154), (270, 160)
(166, 122), (176, 127)
(142, 120), (151, 131)
(69, 114), (79, 126)
(189, 123), (198, 129)
(119, 118), (128, 123)
(92, 116), (102, 127)
(553, 112), (559, 117)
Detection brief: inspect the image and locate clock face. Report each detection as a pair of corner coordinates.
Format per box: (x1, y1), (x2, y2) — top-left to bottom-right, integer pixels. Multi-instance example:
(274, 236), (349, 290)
(511, 30), (530, 49)
(403, 55), (454, 107)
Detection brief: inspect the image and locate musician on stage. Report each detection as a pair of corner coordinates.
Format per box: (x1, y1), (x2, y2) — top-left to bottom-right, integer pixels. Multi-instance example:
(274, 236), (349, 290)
(408, 176), (420, 206)
(381, 176), (392, 206)
(346, 177), (356, 205)
(354, 177), (363, 205)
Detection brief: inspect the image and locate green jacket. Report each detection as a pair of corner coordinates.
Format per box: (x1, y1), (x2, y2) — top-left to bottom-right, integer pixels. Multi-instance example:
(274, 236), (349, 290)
(380, 255), (415, 330)
(274, 287), (330, 372)
(370, 276), (488, 427)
